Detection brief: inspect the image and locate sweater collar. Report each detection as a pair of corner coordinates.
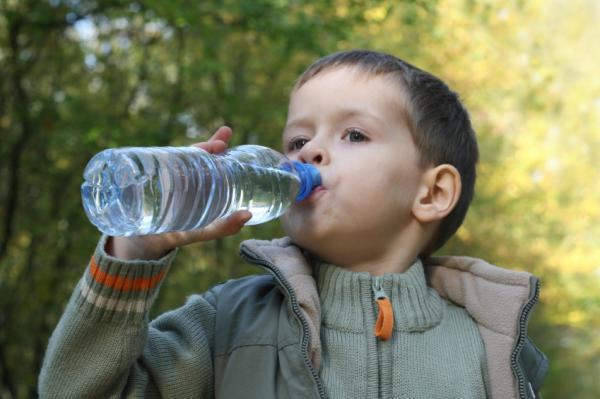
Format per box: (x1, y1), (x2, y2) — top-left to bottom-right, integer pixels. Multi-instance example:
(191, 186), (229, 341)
(313, 258), (443, 333)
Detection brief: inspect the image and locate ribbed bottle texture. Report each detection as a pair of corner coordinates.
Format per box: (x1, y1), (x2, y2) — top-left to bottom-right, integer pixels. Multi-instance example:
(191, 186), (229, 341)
(81, 145), (320, 236)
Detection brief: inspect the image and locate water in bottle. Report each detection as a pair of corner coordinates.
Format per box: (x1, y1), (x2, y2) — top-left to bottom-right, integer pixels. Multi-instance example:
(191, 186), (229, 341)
(81, 145), (321, 236)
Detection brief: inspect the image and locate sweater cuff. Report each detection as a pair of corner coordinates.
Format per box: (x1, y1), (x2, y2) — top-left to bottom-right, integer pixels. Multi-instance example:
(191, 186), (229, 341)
(75, 235), (178, 321)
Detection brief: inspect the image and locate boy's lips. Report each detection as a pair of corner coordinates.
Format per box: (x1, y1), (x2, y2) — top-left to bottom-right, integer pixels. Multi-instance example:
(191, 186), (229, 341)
(303, 185), (326, 202)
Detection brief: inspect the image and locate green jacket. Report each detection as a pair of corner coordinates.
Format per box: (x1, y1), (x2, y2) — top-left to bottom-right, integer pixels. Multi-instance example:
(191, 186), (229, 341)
(39, 237), (548, 398)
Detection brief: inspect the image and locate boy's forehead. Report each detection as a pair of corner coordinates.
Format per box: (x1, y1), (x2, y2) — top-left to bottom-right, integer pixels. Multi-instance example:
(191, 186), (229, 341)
(295, 65), (405, 95)
(286, 67), (410, 129)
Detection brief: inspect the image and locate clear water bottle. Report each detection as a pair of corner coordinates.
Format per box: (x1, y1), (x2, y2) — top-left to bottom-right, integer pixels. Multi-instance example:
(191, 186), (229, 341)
(81, 145), (321, 236)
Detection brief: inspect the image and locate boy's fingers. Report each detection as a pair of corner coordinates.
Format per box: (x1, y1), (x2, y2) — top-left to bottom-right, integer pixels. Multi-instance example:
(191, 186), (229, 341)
(191, 126), (232, 154)
(192, 140), (228, 154)
(183, 211), (252, 244)
(216, 210), (253, 235)
(210, 126), (233, 142)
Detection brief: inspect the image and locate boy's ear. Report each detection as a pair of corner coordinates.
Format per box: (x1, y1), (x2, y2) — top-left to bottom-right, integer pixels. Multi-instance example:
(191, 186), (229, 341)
(412, 164), (461, 223)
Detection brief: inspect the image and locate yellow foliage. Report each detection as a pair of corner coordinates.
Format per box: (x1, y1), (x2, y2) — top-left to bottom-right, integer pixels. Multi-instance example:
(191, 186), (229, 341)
(567, 310), (585, 325)
(336, 4), (349, 18)
(363, 5), (388, 22)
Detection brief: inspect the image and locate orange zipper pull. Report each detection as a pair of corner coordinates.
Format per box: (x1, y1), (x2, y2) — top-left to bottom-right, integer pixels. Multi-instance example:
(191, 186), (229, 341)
(373, 278), (394, 341)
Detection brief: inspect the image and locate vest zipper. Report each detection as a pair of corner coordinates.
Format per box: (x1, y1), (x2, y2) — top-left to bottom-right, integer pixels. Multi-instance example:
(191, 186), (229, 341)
(240, 246), (326, 399)
(372, 276), (386, 300)
(511, 277), (541, 399)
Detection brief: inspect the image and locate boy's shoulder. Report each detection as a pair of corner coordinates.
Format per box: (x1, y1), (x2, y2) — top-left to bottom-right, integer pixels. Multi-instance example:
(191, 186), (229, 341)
(196, 273), (289, 351)
(424, 256), (548, 398)
(425, 255), (536, 286)
(424, 255), (539, 332)
(197, 237), (315, 324)
(208, 273), (282, 306)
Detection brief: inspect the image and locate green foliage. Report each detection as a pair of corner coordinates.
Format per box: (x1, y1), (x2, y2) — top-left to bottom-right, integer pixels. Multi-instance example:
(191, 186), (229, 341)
(0, 0), (597, 397)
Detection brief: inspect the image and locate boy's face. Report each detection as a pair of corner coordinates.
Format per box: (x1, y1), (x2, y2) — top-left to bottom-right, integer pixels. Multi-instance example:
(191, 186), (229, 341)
(281, 67), (427, 266)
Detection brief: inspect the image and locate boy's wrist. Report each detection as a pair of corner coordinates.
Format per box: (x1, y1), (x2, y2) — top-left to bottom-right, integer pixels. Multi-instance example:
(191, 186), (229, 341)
(77, 235), (176, 322)
(106, 236), (170, 261)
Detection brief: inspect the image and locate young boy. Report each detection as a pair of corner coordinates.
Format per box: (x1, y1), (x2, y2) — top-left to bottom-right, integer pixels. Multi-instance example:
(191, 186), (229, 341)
(39, 50), (548, 398)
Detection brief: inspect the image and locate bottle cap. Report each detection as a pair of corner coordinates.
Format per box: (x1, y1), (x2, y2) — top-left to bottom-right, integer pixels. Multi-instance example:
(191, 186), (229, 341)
(292, 161), (322, 201)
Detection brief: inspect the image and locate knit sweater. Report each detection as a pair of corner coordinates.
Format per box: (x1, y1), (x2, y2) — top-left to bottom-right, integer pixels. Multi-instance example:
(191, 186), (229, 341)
(315, 259), (488, 399)
(39, 237), (512, 398)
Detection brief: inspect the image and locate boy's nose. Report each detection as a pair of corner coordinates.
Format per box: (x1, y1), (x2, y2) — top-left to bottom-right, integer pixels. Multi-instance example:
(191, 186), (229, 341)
(299, 142), (328, 165)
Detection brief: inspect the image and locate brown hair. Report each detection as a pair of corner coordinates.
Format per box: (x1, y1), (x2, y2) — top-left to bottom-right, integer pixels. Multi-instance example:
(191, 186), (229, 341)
(295, 50), (479, 256)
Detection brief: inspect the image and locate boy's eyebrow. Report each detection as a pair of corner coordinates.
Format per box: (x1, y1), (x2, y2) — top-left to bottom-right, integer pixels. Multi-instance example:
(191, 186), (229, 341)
(335, 108), (387, 128)
(284, 117), (313, 132)
(285, 108), (387, 132)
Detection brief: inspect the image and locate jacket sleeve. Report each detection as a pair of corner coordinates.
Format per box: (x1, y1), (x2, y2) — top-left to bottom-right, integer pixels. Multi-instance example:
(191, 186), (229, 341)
(38, 235), (218, 398)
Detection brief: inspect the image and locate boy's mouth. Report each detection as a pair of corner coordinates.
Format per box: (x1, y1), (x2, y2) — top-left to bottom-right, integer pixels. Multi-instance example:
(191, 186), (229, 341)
(302, 185), (326, 202)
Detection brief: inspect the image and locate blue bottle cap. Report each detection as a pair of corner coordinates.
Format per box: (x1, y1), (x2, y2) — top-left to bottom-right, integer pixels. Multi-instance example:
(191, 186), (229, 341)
(292, 161), (322, 201)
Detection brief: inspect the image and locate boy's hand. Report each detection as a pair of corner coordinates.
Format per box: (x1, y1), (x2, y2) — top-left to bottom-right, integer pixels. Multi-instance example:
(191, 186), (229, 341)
(106, 126), (252, 260)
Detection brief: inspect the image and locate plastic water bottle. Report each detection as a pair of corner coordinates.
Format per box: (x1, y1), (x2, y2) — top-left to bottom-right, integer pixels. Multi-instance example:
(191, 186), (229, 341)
(81, 145), (321, 236)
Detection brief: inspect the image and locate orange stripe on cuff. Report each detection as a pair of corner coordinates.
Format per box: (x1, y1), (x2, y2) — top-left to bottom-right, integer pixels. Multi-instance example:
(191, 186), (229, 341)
(90, 256), (167, 292)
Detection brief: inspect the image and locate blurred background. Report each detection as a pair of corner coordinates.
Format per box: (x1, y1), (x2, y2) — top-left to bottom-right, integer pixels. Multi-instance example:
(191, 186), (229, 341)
(0, 0), (598, 397)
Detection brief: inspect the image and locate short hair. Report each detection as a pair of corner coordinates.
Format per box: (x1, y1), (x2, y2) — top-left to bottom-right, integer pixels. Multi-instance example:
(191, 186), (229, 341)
(295, 50), (479, 256)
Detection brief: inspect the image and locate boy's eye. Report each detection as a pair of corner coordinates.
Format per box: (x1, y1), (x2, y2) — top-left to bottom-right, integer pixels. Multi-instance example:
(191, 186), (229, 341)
(345, 129), (368, 142)
(288, 137), (309, 151)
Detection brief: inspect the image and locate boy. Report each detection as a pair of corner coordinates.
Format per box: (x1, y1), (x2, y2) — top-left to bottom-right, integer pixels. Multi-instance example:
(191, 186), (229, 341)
(39, 50), (548, 398)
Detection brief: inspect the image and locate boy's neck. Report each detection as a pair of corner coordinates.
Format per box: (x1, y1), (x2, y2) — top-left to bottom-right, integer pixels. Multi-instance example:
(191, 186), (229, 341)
(309, 237), (422, 275)
(328, 252), (418, 275)
(297, 221), (434, 275)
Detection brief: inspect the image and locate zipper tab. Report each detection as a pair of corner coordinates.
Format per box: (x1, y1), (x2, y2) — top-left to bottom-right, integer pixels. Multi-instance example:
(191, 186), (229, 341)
(372, 277), (394, 341)
(372, 277), (387, 300)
